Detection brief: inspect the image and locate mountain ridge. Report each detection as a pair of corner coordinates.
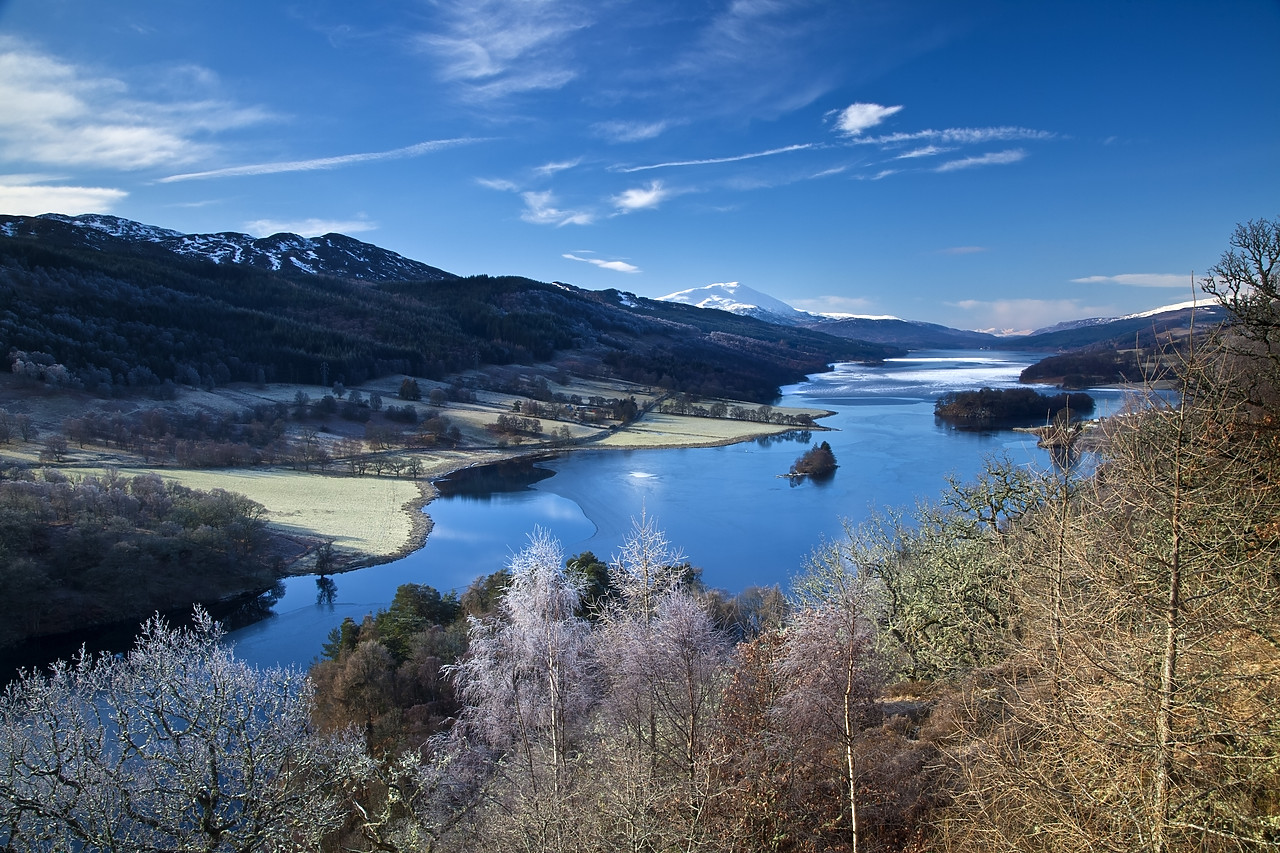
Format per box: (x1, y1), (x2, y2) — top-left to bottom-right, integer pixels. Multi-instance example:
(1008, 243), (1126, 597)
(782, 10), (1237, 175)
(0, 213), (456, 283)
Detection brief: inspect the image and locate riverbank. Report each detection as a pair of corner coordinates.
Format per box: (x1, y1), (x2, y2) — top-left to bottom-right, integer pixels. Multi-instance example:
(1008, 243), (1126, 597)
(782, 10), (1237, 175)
(0, 383), (834, 576)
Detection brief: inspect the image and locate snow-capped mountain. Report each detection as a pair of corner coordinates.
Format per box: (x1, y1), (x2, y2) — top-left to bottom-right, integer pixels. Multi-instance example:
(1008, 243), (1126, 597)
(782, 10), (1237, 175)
(657, 281), (1004, 347)
(0, 213), (456, 283)
(1029, 300), (1224, 336)
(657, 282), (813, 324)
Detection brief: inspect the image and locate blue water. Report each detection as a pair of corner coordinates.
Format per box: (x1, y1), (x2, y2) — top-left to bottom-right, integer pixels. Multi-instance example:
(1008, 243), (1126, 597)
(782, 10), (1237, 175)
(227, 351), (1139, 670)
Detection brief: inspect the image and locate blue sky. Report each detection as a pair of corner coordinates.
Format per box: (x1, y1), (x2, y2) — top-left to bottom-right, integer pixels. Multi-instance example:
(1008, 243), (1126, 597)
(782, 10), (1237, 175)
(0, 1), (1276, 332)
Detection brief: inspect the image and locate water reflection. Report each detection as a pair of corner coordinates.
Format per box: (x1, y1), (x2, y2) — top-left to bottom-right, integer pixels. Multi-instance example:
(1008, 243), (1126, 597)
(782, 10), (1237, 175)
(315, 575), (337, 607)
(435, 457), (557, 498)
(753, 429), (813, 448)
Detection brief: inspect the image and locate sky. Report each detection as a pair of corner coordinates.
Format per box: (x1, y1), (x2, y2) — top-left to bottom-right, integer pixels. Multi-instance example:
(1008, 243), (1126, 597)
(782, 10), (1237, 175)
(0, 1), (1276, 333)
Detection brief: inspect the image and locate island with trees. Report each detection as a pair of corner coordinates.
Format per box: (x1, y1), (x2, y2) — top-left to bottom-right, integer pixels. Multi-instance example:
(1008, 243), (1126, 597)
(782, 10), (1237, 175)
(934, 386), (1095, 428)
(789, 440), (838, 478)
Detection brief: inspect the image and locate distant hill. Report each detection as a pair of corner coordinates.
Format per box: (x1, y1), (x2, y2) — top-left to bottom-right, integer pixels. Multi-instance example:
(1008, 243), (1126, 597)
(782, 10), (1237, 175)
(657, 281), (1224, 353)
(0, 215), (899, 402)
(1014, 303), (1225, 351)
(801, 315), (1004, 349)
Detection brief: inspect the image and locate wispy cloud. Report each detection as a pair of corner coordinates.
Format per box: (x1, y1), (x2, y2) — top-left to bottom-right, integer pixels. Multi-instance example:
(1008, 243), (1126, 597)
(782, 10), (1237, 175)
(670, 0), (846, 119)
(243, 217), (378, 237)
(1070, 273), (1189, 288)
(858, 126), (1055, 147)
(935, 148), (1027, 172)
(612, 180), (670, 212)
(616, 143), (813, 173)
(593, 120), (671, 143)
(534, 158), (582, 177)
(0, 181), (127, 215)
(895, 145), (952, 159)
(0, 39), (268, 171)
(809, 165), (848, 179)
(521, 190), (593, 226)
(830, 102), (903, 136)
(563, 252), (639, 273)
(414, 0), (588, 101)
(159, 138), (481, 182)
(939, 246), (988, 255)
(476, 177), (520, 191)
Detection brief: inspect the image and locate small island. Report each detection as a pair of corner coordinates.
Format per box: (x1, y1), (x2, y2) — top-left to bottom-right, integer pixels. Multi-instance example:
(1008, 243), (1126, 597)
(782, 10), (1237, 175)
(934, 387), (1095, 429)
(789, 440), (838, 478)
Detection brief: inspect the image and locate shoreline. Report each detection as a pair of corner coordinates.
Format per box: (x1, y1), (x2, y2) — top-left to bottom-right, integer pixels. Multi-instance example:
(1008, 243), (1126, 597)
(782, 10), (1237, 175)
(0, 399), (836, 581)
(291, 410), (837, 575)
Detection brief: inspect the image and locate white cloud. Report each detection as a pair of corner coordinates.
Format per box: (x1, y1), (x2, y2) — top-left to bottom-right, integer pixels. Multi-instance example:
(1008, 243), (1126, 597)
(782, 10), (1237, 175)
(534, 158), (582, 177)
(243, 217), (378, 237)
(612, 180), (669, 212)
(0, 39), (267, 171)
(1070, 273), (1189, 288)
(521, 190), (594, 226)
(856, 126), (1055, 147)
(159, 138), (481, 182)
(563, 252), (639, 273)
(831, 102), (903, 136)
(616, 143), (813, 173)
(949, 298), (1115, 333)
(895, 145), (952, 159)
(0, 182), (126, 215)
(476, 177), (520, 191)
(593, 120), (670, 143)
(809, 166), (847, 179)
(415, 0), (588, 101)
(935, 148), (1027, 172)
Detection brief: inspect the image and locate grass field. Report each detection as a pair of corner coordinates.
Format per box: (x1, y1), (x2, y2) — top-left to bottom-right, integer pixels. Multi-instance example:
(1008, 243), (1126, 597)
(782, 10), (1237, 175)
(594, 412), (807, 448)
(104, 467), (426, 560)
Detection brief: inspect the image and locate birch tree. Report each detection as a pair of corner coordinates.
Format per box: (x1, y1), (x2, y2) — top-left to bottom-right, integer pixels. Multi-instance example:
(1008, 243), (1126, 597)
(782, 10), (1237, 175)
(784, 549), (883, 853)
(448, 530), (596, 852)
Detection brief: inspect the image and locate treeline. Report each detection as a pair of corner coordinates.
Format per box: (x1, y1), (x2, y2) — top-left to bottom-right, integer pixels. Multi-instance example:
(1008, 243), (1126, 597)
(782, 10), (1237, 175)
(1018, 346), (1167, 388)
(0, 237), (895, 403)
(934, 386), (1094, 427)
(0, 468), (276, 647)
(657, 394), (819, 426)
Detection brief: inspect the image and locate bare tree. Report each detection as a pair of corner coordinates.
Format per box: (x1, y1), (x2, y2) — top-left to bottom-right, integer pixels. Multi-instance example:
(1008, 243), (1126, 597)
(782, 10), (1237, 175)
(785, 549), (883, 853)
(0, 609), (365, 852)
(1201, 216), (1280, 410)
(939, 340), (1280, 853)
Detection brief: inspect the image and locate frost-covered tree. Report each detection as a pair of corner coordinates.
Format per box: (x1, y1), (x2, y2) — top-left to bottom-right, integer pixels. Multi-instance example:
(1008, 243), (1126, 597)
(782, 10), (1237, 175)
(0, 609), (364, 853)
(592, 516), (729, 849)
(450, 530), (595, 788)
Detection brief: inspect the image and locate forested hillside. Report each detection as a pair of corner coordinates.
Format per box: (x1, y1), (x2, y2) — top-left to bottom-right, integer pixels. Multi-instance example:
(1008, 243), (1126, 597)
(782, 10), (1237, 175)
(0, 233), (896, 403)
(1, 219), (1277, 852)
